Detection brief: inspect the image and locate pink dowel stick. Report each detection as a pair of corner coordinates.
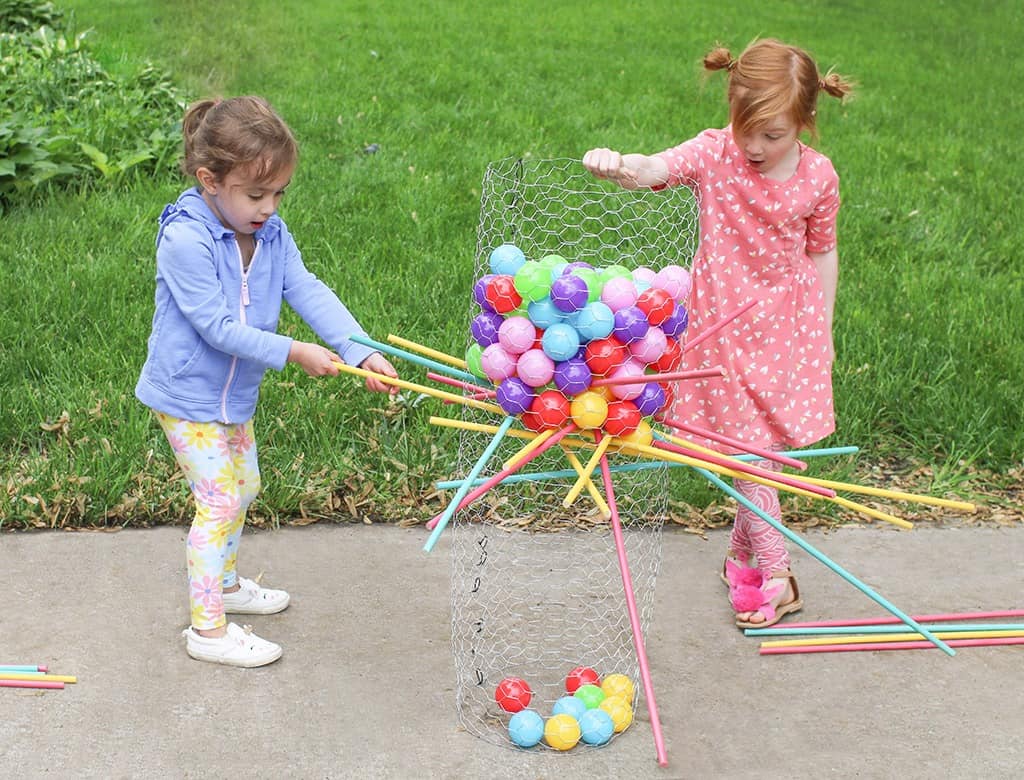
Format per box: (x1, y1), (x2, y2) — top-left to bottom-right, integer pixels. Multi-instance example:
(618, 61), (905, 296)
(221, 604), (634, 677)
(681, 298), (760, 354)
(425, 423), (579, 531)
(0, 680), (64, 689)
(761, 636), (1024, 655)
(658, 415), (807, 471)
(597, 433), (668, 767)
(591, 367), (725, 388)
(651, 439), (834, 498)
(781, 609), (1024, 630)
(425, 371), (496, 398)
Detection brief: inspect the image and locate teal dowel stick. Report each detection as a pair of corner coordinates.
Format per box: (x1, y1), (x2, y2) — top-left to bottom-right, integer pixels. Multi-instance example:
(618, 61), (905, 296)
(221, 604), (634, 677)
(0, 666), (44, 673)
(423, 416), (516, 553)
(696, 467), (955, 656)
(350, 334), (483, 385)
(746, 622), (1024, 637)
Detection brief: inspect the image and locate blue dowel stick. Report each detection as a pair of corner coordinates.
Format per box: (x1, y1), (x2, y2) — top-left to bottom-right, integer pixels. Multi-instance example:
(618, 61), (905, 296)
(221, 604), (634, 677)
(350, 334), (483, 385)
(695, 467), (955, 656)
(746, 622), (1024, 637)
(423, 416), (516, 553)
(0, 666), (44, 673)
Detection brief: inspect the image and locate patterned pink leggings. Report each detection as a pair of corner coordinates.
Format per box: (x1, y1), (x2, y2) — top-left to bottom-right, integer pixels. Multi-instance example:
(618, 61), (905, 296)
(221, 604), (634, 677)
(729, 459), (790, 575)
(156, 412), (261, 630)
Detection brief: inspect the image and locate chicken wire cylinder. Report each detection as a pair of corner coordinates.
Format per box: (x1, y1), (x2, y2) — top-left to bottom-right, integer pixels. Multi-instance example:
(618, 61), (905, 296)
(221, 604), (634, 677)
(449, 157), (699, 751)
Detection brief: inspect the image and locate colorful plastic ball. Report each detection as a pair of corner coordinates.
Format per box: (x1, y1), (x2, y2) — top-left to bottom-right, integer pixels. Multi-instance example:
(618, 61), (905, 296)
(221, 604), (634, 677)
(572, 301), (615, 342)
(578, 708), (615, 746)
(656, 382), (676, 419)
(484, 275), (523, 315)
(653, 337), (683, 372)
(480, 343), (518, 383)
(527, 297), (564, 329)
(653, 263), (692, 301)
(636, 287), (675, 326)
(600, 276), (638, 312)
(613, 306), (650, 344)
(574, 267), (603, 302)
(634, 381), (667, 418)
(539, 253), (568, 270)
(531, 390), (571, 429)
(553, 357), (593, 396)
(573, 683), (607, 709)
(465, 343), (486, 379)
(497, 316), (537, 355)
(520, 408), (544, 432)
(600, 673), (635, 704)
(629, 326), (668, 365)
(552, 695), (588, 721)
(544, 714), (582, 751)
(601, 264), (633, 283)
(566, 666), (601, 693)
(508, 709), (545, 748)
(617, 419), (653, 448)
(541, 322), (581, 362)
(584, 336), (628, 376)
(570, 391), (608, 430)
(603, 400), (642, 437)
(550, 274), (590, 313)
(513, 261), (553, 303)
(606, 360), (647, 401)
(561, 260), (594, 274)
(489, 243), (527, 276)
(473, 274), (497, 312)
(516, 348), (555, 388)
(632, 266), (657, 285)
(599, 695), (633, 733)
(661, 302), (689, 340)
(496, 377), (535, 416)
(495, 677), (532, 713)
(470, 310), (504, 348)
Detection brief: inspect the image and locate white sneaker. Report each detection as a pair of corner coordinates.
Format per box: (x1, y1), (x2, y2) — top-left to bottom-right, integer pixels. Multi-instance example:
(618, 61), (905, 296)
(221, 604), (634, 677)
(222, 576), (290, 615)
(182, 622), (282, 667)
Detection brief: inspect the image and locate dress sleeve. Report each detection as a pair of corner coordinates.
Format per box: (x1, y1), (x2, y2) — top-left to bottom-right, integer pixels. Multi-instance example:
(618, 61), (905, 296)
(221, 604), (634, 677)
(653, 128), (724, 190)
(805, 162), (840, 254)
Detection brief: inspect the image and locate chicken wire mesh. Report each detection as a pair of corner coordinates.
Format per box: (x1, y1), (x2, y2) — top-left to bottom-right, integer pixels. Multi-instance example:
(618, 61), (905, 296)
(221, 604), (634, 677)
(448, 157), (700, 751)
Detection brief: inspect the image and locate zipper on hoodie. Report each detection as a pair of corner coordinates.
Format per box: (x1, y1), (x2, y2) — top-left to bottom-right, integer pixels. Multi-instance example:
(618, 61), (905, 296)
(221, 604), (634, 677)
(219, 239), (261, 422)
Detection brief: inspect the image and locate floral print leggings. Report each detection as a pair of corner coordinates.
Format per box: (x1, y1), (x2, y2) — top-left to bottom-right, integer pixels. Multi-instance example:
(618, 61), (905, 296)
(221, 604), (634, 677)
(729, 459), (791, 575)
(156, 413), (261, 630)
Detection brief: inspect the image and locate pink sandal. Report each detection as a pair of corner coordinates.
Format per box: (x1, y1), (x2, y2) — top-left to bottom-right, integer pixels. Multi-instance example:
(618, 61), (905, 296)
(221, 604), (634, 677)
(727, 566), (803, 629)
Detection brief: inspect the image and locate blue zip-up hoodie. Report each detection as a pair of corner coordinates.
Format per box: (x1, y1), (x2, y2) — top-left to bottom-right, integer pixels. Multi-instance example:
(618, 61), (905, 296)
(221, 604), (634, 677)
(135, 187), (376, 423)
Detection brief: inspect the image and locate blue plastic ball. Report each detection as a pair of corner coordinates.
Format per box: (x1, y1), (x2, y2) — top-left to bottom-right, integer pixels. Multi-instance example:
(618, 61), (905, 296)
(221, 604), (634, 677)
(527, 297), (565, 330)
(573, 301), (615, 342)
(489, 244), (527, 276)
(578, 708), (615, 746)
(508, 709), (545, 748)
(541, 322), (581, 362)
(553, 695), (588, 720)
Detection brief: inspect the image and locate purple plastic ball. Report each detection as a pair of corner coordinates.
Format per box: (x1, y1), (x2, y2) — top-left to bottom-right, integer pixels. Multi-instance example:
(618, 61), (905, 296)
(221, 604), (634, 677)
(635, 381), (667, 417)
(661, 304), (689, 339)
(553, 357), (593, 396)
(470, 310), (504, 347)
(550, 274), (590, 313)
(473, 274), (497, 312)
(496, 377), (536, 416)
(613, 305), (650, 343)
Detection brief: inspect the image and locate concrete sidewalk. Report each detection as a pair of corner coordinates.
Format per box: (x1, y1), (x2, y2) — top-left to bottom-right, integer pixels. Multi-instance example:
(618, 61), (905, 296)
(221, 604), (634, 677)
(2, 523), (1022, 779)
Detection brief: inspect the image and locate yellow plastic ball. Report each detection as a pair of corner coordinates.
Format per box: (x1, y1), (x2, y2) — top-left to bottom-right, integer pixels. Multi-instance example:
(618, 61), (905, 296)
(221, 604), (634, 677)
(599, 695), (634, 733)
(600, 673), (635, 704)
(615, 419), (653, 448)
(570, 391), (608, 430)
(544, 713), (582, 750)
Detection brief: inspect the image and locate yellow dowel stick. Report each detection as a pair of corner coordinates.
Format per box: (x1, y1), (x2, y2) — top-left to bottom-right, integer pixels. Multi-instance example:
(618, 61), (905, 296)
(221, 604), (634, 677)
(783, 474), (976, 513)
(332, 362), (503, 415)
(387, 334), (467, 369)
(504, 429), (555, 470)
(0, 673), (77, 683)
(560, 446), (611, 518)
(563, 434), (614, 508)
(762, 629), (1024, 648)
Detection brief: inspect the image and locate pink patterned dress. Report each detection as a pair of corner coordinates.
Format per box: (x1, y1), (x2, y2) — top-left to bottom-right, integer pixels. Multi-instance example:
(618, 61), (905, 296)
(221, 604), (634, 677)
(656, 127), (840, 450)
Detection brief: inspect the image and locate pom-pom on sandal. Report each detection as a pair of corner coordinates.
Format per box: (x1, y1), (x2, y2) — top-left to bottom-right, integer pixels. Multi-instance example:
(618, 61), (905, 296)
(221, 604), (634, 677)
(732, 571), (803, 629)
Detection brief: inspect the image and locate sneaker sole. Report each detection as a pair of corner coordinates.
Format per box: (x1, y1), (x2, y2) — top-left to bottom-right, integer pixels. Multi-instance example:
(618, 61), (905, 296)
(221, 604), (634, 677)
(186, 645), (283, 668)
(223, 597), (291, 616)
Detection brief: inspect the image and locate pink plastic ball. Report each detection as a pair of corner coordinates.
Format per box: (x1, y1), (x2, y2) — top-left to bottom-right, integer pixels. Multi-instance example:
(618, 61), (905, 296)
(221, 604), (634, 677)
(480, 343), (518, 383)
(607, 359), (647, 401)
(497, 316), (537, 356)
(600, 276), (638, 312)
(629, 326), (668, 365)
(653, 264), (692, 301)
(516, 348), (555, 388)
(631, 266), (657, 285)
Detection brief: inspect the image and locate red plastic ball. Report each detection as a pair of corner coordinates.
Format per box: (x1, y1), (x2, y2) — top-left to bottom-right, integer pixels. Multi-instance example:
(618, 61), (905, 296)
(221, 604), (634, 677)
(531, 389), (571, 430)
(485, 275), (523, 315)
(520, 409), (544, 432)
(654, 382), (675, 421)
(636, 287), (675, 325)
(584, 336), (628, 376)
(603, 400), (642, 437)
(652, 337), (682, 372)
(495, 677), (533, 713)
(565, 666), (601, 694)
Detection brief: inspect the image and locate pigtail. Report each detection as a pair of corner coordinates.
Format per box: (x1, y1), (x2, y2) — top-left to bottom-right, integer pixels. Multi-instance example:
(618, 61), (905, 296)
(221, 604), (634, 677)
(703, 46), (734, 73)
(818, 69), (855, 101)
(180, 98), (221, 177)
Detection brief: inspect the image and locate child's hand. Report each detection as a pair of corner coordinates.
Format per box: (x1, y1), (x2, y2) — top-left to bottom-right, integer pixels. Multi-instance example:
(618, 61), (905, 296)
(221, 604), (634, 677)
(288, 340), (343, 377)
(582, 148), (639, 188)
(359, 352), (400, 394)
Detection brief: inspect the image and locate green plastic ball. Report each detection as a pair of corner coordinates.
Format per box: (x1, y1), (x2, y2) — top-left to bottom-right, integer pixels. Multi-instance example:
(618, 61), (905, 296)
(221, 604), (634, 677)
(573, 683), (606, 709)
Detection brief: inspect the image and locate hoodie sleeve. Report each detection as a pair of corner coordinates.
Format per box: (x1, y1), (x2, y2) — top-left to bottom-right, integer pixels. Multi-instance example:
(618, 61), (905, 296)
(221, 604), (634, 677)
(157, 219), (293, 369)
(277, 225), (376, 368)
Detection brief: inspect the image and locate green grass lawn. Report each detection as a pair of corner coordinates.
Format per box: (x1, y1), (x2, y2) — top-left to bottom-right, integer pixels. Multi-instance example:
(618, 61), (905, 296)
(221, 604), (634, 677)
(2, 0), (1022, 529)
